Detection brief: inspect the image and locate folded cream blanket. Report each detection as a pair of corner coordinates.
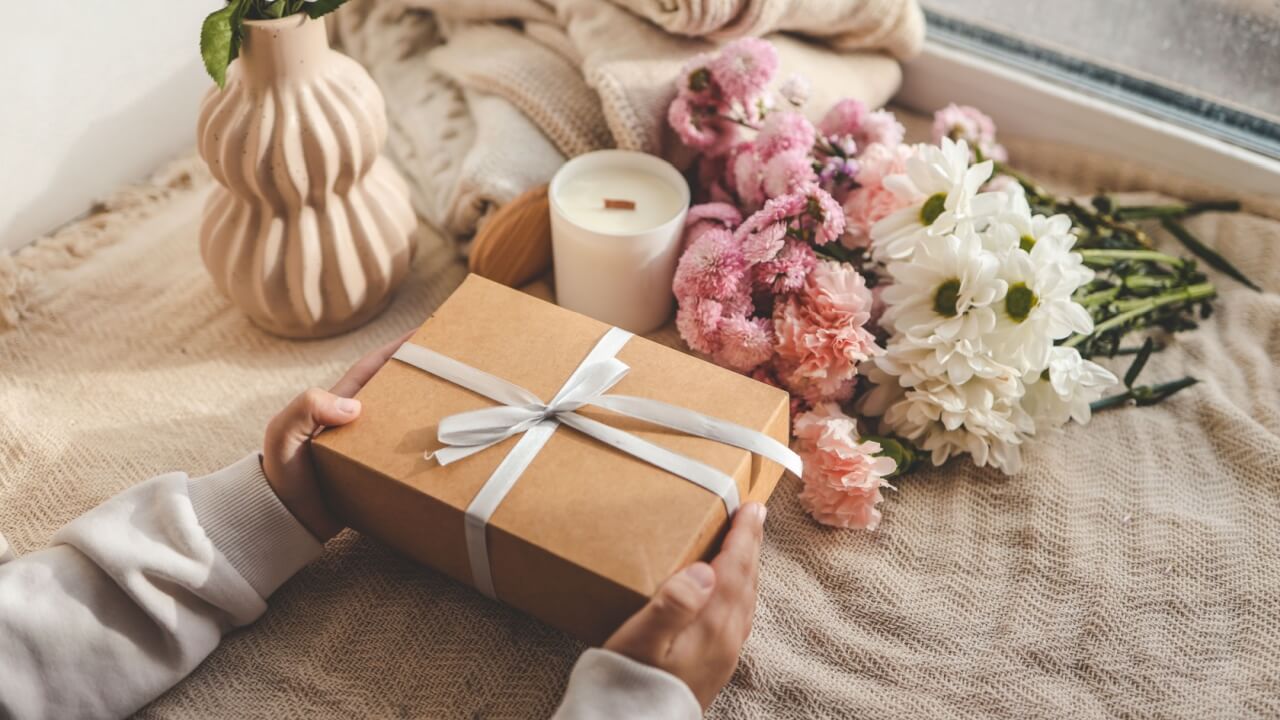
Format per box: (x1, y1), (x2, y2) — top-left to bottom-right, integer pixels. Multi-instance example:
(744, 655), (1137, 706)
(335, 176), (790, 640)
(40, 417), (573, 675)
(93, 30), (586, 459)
(331, 0), (922, 238)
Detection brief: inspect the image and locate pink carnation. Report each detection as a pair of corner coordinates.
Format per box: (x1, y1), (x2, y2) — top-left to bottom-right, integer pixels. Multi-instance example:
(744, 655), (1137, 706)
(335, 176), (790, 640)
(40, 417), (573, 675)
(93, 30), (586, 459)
(762, 150), (818, 198)
(773, 260), (881, 403)
(854, 110), (905, 150)
(818, 98), (867, 138)
(711, 315), (775, 371)
(673, 227), (747, 302)
(708, 37), (778, 105)
(841, 143), (913, 249)
(753, 238), (816, 294)
(756, 111), (816, 158)
(793, 403), (896, 530)
(931, 103), (1006, 162)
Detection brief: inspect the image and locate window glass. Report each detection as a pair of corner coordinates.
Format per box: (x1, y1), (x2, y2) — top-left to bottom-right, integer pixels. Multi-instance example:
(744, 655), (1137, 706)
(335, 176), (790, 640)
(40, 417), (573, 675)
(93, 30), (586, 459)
(922, 0), (1280, 157)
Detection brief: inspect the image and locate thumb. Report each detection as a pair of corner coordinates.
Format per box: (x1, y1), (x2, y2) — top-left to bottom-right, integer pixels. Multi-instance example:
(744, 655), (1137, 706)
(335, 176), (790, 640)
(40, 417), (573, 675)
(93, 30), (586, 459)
(604, 562), (715, 665)
(272, 388), (362, 444)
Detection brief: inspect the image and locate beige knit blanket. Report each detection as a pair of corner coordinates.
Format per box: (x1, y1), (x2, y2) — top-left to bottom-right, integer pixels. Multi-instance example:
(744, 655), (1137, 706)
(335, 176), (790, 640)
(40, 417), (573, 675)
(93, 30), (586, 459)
(1, 131), (1278, 716)
(330, 0), (921, 238)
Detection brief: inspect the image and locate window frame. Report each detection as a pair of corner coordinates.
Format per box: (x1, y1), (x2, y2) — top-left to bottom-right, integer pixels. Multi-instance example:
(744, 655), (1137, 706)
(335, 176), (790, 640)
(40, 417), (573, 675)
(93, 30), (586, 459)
(895, 40), (1280, 198)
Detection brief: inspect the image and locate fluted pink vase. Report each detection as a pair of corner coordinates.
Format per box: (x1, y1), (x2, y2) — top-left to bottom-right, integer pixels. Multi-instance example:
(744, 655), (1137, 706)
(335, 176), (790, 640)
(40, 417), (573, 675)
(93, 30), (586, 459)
(197, 14), (416, 338)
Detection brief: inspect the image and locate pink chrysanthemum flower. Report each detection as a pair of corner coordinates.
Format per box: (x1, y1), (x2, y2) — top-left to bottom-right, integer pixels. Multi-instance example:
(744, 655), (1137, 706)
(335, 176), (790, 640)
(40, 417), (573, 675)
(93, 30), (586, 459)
(756, 111), (817, 158)
(668, 97), (738, 157)
(808, 188), (847, 245)
(854, 110), (905, 151)
(678, 52), (716, 101)
(673, 227), (747, 302)
(740, 221), (787, 264)
(682, 201), (743, 249)
(708, 37), (778, 105)
(793, 402), (897, 530)
(931, 103), (1007, 162)
(712, 315), (775, 371)
(735, 191), (809, 247)
(773, 260), (881, 402)
(730, 147), (767, 210)
(763, 150), (818, 198)
(686, 202), (743, 229)
(675, 297), (726, 355)
(818, 98), (868, 138)
(753, 238), (816, 294)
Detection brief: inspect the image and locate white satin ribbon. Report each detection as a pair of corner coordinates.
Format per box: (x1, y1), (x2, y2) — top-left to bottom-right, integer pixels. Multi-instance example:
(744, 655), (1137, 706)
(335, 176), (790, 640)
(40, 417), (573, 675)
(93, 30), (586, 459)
(391, 327), (802, 600)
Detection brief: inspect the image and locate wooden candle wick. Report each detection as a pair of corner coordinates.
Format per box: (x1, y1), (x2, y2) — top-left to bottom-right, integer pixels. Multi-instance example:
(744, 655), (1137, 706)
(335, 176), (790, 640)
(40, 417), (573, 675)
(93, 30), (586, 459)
(603, 198), (636, 211)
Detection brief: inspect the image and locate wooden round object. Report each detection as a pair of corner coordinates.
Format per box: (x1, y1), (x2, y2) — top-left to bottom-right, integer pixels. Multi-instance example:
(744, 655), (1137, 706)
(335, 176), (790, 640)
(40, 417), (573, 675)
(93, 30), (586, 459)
(468, 184), (554, 288)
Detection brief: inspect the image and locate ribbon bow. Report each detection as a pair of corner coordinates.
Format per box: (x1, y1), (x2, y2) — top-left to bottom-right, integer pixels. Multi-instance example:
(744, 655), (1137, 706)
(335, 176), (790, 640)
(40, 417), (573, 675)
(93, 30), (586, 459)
(392, 327), (802, 599)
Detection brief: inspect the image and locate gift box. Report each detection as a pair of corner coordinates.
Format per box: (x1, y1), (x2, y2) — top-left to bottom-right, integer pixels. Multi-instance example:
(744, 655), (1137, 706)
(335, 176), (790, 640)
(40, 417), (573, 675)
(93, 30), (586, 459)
(313, 275), (794, 643)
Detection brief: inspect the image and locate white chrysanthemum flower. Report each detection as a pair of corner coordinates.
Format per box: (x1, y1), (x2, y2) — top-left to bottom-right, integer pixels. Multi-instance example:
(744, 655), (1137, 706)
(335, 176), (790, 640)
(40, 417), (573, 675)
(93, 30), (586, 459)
(878, 330), (1008, 387)
(988, 207), (1093, 286)
(870, 137), (1007, 261)
(987, 243), (1095, 373)
(878, 369), (1032, 474)
(1022, 346), (1118, 427)
(880, 228), (1007, 342)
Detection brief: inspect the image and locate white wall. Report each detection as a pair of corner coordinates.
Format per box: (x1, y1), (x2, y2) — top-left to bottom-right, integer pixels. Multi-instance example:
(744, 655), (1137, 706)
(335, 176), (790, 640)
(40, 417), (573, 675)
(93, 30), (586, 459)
(1, 1), (219, 251)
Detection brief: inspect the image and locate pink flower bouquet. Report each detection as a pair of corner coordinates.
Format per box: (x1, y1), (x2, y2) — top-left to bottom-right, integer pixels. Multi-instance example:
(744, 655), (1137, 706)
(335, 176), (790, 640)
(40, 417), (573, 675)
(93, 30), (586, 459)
(666, 39), (1243, 530)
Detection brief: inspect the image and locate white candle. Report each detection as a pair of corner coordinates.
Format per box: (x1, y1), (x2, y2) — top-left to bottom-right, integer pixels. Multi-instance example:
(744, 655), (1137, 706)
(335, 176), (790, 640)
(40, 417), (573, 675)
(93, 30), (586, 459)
(549, 150), (690, 335)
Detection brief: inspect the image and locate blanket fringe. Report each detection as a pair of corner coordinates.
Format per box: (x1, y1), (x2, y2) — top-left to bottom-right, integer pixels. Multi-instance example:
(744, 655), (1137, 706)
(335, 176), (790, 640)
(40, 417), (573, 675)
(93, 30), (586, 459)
(0, 153), (210, 332)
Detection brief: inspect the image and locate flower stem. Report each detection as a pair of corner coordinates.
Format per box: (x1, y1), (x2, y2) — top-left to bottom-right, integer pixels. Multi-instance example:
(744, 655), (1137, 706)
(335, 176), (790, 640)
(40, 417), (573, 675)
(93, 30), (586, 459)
(1078, 249), (1185, 266)
(1090, 376), (1200, 411)
(1065, 282), (1216, 347)
(1114, 200), (1240, 221)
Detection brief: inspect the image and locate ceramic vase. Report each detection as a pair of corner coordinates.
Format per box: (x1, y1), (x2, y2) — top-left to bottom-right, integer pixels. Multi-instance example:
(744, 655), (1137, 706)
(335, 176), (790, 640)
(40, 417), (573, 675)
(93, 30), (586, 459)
(197, 14), (416, 338)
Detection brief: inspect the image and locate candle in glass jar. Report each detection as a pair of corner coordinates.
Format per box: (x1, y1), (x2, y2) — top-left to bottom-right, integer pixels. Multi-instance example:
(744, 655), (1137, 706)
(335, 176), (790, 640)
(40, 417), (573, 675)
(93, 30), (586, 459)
(549, 151), (690, 335)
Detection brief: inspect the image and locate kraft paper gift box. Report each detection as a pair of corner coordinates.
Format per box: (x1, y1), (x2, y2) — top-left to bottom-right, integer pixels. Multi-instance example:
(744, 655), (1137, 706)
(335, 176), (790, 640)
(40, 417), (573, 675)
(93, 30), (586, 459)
(313, 275), (792, 643)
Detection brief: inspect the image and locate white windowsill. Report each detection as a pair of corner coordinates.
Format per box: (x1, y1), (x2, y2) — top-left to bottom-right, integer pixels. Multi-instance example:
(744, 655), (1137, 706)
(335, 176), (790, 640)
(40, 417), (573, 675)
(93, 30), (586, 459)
(895, 42), (1280, 198)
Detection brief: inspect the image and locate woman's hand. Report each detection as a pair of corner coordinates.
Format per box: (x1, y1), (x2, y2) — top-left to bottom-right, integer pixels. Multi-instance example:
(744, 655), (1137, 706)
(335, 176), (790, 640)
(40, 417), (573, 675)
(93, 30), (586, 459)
(261, 331), (412, 542)
(604, 502), (767, 709)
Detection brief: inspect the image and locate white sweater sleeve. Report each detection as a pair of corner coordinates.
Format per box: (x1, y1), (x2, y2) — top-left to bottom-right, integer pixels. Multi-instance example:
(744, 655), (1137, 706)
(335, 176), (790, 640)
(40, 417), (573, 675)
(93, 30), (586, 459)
(550, 648), (703, 720)
(0, 453), (322, 720)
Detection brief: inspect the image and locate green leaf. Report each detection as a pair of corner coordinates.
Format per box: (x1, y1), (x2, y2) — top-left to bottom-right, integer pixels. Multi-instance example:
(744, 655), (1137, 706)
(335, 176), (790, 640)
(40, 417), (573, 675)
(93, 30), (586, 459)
(304, 0), (349, 19)
(265, 0), (287, 18)
(200, 5), (237, 88)
(1159, 217), (1261, 292)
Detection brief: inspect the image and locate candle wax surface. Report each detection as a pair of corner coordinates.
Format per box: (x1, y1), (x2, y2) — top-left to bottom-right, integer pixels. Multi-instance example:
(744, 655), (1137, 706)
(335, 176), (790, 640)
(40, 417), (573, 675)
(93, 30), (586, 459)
(556, 167), (685, 235)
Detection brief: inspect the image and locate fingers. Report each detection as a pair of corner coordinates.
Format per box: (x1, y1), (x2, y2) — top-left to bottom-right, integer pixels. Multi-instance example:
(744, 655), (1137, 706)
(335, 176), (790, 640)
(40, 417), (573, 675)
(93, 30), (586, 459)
(603, 562), (716, 665)
(330, 328), (416, 398)
(705, 502), (767, 642)
(267, 388), (363, 449)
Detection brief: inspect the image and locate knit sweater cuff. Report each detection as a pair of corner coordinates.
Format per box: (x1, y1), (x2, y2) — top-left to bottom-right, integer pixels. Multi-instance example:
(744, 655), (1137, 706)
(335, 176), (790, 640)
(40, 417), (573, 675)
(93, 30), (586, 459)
(187, 453), (323, 599)
(554, 648), (702, 719)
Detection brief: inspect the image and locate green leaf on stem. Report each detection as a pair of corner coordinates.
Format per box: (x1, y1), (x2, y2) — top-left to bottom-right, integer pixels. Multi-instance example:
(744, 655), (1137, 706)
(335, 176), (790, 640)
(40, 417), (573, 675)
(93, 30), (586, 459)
(305, 0), (349, 18)
(1159, 217), (1261, 292)
(200, 5), (236, 88)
